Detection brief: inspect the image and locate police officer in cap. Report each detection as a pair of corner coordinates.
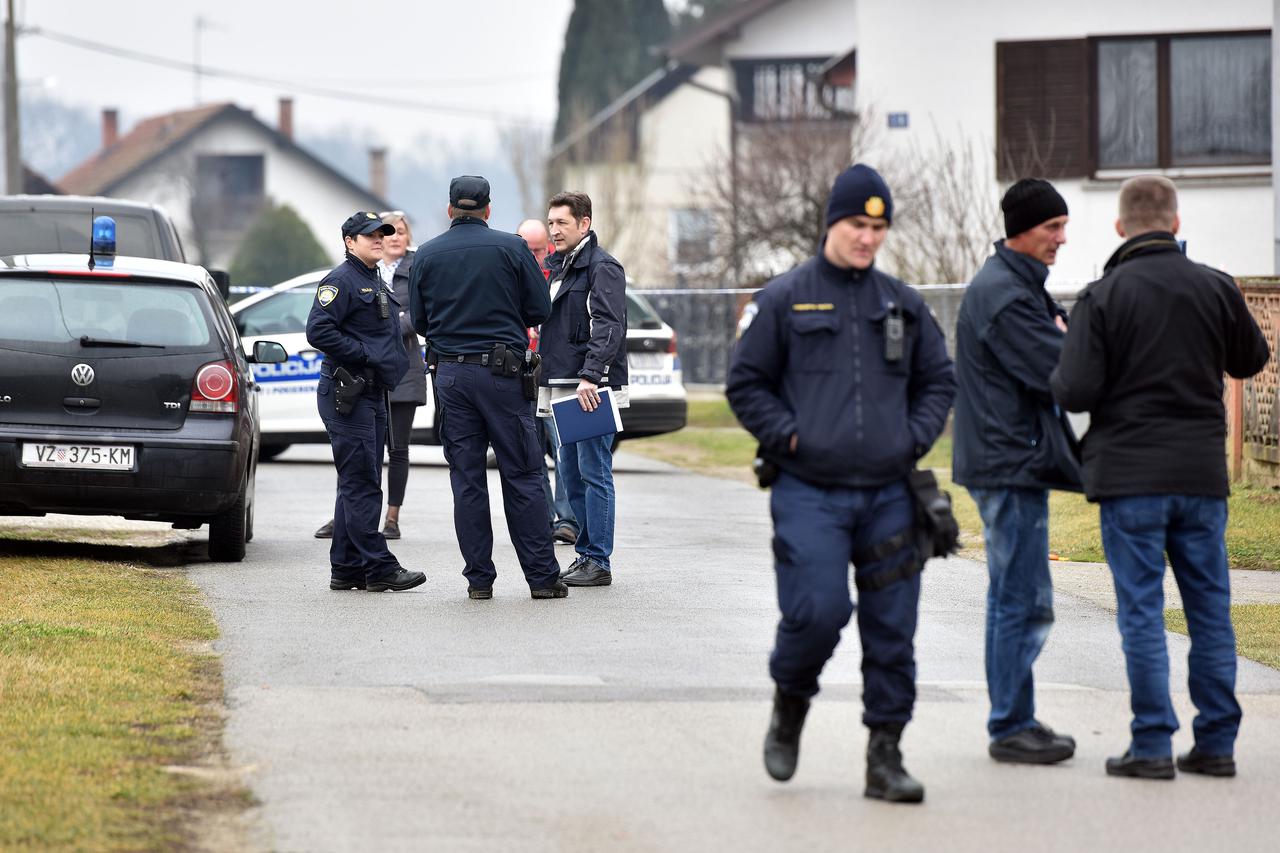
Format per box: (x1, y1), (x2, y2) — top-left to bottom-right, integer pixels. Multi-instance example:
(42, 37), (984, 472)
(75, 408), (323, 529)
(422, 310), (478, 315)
(727, 164), (955, 803)
(306, 211), (426, 593)
(408, 176), (567, 600)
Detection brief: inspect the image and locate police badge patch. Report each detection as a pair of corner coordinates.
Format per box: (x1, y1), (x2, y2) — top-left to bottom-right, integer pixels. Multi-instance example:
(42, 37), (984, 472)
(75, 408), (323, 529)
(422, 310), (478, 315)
(317, 285), (339, 307)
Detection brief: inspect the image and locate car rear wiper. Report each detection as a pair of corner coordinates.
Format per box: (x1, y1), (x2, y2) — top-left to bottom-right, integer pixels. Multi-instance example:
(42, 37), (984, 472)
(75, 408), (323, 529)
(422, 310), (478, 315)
(79, 335), (165, 349)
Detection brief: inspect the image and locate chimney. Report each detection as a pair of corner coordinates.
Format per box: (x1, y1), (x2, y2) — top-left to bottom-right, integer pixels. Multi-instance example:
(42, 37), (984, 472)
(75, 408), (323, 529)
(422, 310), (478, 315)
(101, 109), (119, 149)
(369, 147), (388, 200)
(278, 97), (294, 140)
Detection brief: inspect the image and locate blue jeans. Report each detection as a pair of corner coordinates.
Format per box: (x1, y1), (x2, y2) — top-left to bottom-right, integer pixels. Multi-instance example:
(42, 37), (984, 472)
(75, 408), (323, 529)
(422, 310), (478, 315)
(770, 474), (920, 726)
(539, 415), (578, 534)
(1100, 494), (1240, 758)
(558, 431), (615, 570)
(968, 487), (1054, 741)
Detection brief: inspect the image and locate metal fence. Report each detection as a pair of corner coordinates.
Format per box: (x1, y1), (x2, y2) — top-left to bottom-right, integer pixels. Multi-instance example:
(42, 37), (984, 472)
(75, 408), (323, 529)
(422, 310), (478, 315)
(638, 283), (1085, 386)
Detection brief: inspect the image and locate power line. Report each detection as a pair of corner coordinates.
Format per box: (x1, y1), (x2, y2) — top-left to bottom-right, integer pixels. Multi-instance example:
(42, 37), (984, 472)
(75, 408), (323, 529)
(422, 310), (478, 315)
(23, 25), (549, 126)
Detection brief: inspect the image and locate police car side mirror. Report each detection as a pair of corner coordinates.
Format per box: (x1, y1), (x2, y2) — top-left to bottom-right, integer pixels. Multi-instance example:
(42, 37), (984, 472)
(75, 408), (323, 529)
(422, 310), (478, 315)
(248, 340), (288, 364)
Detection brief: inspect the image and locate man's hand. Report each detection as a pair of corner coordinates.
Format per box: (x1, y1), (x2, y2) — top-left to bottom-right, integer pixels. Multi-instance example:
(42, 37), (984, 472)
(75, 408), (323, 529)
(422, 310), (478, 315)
(576, 378), (600, 412)
(789, 433), (798, 453)
(1055, 315), (1068, 333)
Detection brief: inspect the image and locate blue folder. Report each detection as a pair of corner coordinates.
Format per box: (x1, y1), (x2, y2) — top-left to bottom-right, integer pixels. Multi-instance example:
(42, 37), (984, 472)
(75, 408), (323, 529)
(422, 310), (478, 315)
(551, 388), (624, 445)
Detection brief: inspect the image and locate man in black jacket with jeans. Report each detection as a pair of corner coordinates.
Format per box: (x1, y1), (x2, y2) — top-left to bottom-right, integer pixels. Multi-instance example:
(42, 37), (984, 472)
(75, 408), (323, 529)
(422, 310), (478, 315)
(953, 179), (1081, 766)
(1052, 175), (1270, 779)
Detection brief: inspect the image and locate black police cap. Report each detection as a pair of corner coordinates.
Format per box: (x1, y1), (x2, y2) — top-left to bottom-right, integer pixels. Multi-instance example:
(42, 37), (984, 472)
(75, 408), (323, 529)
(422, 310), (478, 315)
(342, 211), (396, 239)
(449, 175), (491, 210)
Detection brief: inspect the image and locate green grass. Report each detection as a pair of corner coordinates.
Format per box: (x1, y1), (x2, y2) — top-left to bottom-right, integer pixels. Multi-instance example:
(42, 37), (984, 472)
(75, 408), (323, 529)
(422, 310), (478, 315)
(1166, 605), (1280, 670)
(631, 396), (1280, 569)
(0, 555), (236, 850)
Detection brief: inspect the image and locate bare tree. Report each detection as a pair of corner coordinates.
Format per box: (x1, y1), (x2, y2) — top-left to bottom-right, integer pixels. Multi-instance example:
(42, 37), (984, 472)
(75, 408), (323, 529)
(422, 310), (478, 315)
(882, 125), (1003, 284)
(498, 123), (549, 218)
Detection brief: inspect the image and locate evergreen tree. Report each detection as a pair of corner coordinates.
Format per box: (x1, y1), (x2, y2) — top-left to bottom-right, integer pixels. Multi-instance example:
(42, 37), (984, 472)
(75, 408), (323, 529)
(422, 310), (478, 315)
(228, 204), (329, 286)
(552, 0), (673, 144)
(670, 0), (741, 34)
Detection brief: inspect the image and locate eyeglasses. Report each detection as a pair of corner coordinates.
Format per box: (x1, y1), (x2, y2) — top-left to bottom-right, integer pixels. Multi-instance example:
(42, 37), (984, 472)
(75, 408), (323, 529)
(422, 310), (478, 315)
(379, 210), (406, 221)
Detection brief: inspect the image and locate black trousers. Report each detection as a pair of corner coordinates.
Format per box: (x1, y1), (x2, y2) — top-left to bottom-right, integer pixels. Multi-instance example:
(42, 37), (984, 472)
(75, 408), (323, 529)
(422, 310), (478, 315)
(384, 401), (417, 506)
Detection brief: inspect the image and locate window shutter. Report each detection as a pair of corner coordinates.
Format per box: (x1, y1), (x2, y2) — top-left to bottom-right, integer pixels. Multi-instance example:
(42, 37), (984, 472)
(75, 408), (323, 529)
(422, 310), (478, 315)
(997, 39), (1089, 180)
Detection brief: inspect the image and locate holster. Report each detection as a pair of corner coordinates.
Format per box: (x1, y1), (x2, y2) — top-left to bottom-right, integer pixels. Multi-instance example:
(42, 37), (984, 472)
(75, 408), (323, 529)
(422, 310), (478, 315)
(332, 366), (365, 416)
(488, 343), (522, 379)
(520, 350), (541, 402)
(907, 468), (960, 560)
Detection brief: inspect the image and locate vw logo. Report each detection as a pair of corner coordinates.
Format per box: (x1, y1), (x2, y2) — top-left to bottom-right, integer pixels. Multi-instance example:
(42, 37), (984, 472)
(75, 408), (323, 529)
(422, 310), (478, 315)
(71, 364), (95, 386)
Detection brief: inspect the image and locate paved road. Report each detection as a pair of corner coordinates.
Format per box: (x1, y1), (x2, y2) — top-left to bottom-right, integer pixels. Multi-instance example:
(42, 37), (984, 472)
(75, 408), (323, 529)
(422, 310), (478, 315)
(187, 447), (1280, 852)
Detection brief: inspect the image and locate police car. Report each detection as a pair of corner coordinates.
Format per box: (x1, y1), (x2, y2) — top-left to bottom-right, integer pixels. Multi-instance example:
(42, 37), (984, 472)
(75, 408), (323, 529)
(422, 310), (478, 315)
(230, 269), (437, 458)
(0, 218), (287, 561)
(232, 272), (686, 454)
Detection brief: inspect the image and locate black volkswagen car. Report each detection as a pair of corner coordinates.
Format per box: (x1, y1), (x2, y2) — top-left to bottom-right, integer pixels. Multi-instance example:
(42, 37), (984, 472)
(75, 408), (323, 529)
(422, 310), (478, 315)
(0, 249), (285, 561)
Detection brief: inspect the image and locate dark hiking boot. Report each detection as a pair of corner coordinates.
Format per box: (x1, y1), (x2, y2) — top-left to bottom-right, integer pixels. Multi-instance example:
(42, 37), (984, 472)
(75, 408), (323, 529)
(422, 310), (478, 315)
(865, 725), (925, 804)
(763, 689), (810, 782)
(366, 569), (426, 592)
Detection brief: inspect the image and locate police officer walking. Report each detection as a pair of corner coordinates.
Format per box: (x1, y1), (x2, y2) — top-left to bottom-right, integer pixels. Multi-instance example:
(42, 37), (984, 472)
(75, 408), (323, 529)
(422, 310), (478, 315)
(408, 176), (567, 601)
(727, 165), (955, 803)
(306, 212), (426, 593)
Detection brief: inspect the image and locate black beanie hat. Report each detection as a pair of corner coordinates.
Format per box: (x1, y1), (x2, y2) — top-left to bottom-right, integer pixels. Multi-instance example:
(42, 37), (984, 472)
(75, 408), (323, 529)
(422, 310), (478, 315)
(826, 163), (893, 227)
(1002, 179), (1068, 237)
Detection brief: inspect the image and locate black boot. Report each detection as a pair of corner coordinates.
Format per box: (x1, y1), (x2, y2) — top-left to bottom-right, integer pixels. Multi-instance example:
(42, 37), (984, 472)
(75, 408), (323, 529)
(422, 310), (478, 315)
(763, 689), (810, 782)
(865, 724), (925, 804)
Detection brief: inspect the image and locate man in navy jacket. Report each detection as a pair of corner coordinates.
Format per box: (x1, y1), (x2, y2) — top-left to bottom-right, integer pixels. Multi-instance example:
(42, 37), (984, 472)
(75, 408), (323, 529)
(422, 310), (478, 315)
(538, 191), (628, 588)
(952, 179), (1079, 766)
(728, 164), (954, 803)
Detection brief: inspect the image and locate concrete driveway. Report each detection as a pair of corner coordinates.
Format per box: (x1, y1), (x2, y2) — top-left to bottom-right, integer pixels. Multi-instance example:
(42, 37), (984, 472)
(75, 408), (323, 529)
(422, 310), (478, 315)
(187, 447), (1280, 852)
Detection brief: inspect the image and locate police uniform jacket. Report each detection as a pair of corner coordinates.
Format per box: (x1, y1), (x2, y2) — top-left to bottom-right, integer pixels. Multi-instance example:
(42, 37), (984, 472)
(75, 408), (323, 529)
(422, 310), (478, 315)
(306, 254), (409, 390)
(1050, 232), (1270, 500)
(387, 250), (426, 405)
(727, 251), (955, 488)
(540, 231), (628, 387)
(952, 241), (1073, 491)
(408, 217), (550, 356)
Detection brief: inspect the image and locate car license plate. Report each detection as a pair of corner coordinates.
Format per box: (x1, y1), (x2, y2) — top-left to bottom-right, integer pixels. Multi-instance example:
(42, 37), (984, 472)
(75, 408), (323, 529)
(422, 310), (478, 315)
(21, 443), (135, 471)
(629, 353), (663, 369)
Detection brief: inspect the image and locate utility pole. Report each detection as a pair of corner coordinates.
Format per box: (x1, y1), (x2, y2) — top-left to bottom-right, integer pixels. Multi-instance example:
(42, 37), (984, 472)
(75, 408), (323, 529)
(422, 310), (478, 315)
(3, 0), (21, 194)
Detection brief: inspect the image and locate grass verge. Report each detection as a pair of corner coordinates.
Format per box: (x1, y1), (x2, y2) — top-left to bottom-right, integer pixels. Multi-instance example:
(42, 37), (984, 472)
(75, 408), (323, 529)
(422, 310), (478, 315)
(1166, 605), (1280, 670)
(0, 553), (239, 850)
(629, 396), (1280, 569)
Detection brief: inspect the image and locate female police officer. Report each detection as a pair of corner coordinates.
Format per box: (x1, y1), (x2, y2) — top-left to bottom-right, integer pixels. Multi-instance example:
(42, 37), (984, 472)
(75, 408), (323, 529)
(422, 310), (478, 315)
(306, 211), (425, 593)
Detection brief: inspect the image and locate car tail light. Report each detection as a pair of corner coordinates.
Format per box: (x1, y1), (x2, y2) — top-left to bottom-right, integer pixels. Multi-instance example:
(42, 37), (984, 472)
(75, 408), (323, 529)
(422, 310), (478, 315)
(666, 331), (678, 354)
(191, 361), (238, 413)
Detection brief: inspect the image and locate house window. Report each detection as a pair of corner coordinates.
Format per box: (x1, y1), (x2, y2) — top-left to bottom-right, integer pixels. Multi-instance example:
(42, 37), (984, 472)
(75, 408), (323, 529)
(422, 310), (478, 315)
(997, 31), (1271, 180)
(669, 209), (716, 270)
(194, 154), (265, 230)
(733, 57), (854, 122)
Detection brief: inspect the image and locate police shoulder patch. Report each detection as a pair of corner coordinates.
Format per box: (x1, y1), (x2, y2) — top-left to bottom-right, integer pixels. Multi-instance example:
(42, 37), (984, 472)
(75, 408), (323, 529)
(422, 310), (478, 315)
(317, 285), (339, 307)
(736, 301), (759, 339)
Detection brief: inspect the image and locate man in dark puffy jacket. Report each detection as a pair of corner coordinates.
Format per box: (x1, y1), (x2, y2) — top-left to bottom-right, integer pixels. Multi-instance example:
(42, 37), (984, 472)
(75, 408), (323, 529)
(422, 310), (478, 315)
(1052, 176), (1270, 780)
(538, 191), (627, 587)
(727, 164), (954, 804)
(952, 179), (1080, 766)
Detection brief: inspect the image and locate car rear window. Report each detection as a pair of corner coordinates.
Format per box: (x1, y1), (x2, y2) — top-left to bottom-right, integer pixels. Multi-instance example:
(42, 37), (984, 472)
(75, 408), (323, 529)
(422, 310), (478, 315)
(627, 291), (664, 330)
(0, 276), (213, 350)
(234, 283), (319, 336)
(0, 212), (161, 259)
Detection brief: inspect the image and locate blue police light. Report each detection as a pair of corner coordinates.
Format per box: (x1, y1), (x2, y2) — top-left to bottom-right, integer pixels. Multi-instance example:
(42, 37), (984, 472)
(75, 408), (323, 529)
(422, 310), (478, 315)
(91, 215), (117, 269)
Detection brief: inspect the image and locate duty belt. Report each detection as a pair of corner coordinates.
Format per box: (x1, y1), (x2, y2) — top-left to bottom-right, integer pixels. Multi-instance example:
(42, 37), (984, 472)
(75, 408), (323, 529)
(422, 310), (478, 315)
(320, 362), (385, 393)
(443, 352), (492, 366)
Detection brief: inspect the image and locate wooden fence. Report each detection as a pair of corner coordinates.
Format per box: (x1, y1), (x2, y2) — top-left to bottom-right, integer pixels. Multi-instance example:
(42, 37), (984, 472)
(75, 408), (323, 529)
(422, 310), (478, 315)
(1235, 278), (1280, 487)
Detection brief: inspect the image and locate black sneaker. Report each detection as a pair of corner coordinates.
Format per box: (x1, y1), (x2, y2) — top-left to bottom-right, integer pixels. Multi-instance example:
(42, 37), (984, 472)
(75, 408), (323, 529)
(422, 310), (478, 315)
(1105, 750), (1175, 779)
(468, 587), (493, 600)
(366, 569), (426, 592)
(989, 723), (1075, 764)
(560, 555), (586, 578)
(563, 561), (612, 587)
(314, 519), (335, 539)
(1177, 747), (1236, 777)
(382, 519), (401, 540)
(531, 581), (569, 599)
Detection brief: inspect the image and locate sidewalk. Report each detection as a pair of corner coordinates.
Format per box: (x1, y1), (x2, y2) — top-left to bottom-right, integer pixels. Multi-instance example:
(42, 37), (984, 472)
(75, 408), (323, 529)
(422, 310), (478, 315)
(1051, 560), (1280, 612)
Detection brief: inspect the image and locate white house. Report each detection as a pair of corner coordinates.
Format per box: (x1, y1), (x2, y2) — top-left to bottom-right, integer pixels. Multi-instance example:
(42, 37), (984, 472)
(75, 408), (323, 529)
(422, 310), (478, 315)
(59, 99), (395, 271)
(554, 0), (1273, 286)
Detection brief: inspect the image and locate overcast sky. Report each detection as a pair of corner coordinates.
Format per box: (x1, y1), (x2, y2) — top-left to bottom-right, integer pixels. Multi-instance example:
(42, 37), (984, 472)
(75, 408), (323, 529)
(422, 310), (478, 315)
(14, 0), (574, 157)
